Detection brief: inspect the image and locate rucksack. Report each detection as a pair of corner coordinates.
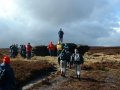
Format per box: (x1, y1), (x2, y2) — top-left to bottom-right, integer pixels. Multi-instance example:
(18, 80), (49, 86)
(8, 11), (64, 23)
(73, 53), (84, 64)
(74, 53), (80, 61)
(0, 66), (6, 85)
(60, 51), (67, 60)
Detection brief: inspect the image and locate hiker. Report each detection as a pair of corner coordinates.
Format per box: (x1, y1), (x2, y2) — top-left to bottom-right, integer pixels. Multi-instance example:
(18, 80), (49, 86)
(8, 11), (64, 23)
(10, 44), (19, 58)
(65, 49), (71, 68)
(9, 44), (14, 58)
(58, 49), (68, 77)
(0, 56), (16, 90)
(20, 45), (26, 58)
(57, 42), (63, 66)
(26, 43), (32, 59)
(48, 41), (55, 56)
(14, 44), (19, 57)
(63, 43), (71, 67)
(58, 28), (64, 43)
(71, 48), (84, 79)
(57, 41), (63, 56)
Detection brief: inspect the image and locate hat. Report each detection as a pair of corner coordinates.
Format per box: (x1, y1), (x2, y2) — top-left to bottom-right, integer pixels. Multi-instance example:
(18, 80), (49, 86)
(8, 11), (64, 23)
(3, 56), (10, 64)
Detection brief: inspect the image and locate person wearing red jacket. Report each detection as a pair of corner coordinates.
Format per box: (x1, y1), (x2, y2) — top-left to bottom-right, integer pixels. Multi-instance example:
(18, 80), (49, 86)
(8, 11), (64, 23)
(48, 41), (55, 56)
(26, 43), (32, 59)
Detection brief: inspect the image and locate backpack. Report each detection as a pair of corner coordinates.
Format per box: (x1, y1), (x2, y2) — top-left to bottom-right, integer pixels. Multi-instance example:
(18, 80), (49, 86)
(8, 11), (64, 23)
(59, 51), (67, 60)
(74, 53), (80, 61)
(74, 53), (84, 64)
(0, 66), (6, 85)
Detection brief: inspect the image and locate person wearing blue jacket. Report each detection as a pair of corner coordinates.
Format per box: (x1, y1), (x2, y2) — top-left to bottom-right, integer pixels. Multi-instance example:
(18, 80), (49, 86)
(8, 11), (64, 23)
(58, 28), (64, 43)
(0, 56), (16, 90)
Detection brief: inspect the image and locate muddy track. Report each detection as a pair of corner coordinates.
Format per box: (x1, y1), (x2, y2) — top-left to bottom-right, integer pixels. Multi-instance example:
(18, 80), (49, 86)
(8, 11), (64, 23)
(22, 57), (75, 90)
(22, 56), (59, 90)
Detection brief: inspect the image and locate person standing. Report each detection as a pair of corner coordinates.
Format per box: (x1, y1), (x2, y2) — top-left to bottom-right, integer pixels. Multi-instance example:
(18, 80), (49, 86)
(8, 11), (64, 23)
(48, 41), (55, 56)
(26, 43), (32, 59)
(0, 56), (16, 90)
(58, 28), (64, 43)
(58, 49), (68, 77)
(20, 45), (26, 58)
(56, 41), (63, 56)
(71, 48), (84, 80)
(57, 42), (63, 66)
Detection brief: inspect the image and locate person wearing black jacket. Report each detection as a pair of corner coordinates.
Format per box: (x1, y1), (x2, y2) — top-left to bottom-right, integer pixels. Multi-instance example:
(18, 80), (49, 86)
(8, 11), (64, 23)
(0, 56), (16, 90)
(58, 28), (64, 43)
(58, 49), (68, 77)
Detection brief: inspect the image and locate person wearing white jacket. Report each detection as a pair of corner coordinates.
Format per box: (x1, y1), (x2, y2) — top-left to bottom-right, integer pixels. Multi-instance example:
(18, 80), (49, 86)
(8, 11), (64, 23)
(71, 48), (84, 80)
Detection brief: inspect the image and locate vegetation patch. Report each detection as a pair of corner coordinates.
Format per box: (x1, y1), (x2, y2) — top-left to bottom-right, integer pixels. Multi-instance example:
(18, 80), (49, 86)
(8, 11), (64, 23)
(10, 60), (55, 89)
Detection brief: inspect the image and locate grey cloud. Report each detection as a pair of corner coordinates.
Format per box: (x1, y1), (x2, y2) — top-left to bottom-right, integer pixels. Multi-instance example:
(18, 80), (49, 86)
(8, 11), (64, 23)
(0, 0), (120, 47)
(16, 0), (95, 25)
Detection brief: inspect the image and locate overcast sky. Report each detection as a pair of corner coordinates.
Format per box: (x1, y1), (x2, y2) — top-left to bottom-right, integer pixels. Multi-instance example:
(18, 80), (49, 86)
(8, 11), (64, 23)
(0, 0), (120, 47)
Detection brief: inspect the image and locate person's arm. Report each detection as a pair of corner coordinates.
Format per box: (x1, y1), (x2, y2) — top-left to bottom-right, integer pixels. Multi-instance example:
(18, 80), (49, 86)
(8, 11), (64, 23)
(70, 54), (74, 62)
(80, 55), (84, 64)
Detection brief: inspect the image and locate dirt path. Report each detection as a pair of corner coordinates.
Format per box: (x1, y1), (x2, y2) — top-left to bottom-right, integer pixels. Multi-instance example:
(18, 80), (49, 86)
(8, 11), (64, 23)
(22, 56), (76, 90)
(22, 56), (60, 90)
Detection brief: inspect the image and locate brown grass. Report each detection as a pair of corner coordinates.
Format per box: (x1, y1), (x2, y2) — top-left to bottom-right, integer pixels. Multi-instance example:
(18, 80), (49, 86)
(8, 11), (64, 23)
(56, 61), (120, 90)
(10, 60), (55, 89)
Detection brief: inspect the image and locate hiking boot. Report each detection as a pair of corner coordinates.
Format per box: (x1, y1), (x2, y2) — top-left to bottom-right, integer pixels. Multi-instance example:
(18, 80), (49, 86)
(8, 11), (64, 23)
(77, 75), (80, 78)
(62, 74), (66, 77)
(77, 75), (81, 80)
(61, 72), (63, 76)
(61, 71), (64, 76)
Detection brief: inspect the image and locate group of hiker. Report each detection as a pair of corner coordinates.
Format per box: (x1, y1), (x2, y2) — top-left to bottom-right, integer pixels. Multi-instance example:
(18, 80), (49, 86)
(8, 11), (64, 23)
(48, 28), (84, 79)
(57, 29), (84, 79)
(0, 28), (84, 89)
(57, 44), (84, 79)
(9, 43), (32, 59)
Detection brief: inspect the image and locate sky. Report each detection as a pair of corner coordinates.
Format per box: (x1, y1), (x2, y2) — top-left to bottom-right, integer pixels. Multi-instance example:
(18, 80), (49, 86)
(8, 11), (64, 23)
(0, 0), (120, 47)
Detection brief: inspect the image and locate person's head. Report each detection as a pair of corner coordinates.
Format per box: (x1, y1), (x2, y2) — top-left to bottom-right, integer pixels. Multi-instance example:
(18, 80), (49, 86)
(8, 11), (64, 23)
(60, 28), (62, 31)
(50, 41), (53, 44)
(58, 41), (60, 44)
(3, 56), (10, 64)
(28, 43), (30, 45)
(74, 48), (78, 53)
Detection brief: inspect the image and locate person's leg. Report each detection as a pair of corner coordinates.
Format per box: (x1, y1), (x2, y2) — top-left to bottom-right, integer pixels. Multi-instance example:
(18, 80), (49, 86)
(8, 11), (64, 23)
(60, 60), (63, 75)
(51, 50), (53, 56)
(57, 50), (60, 56)
(52, 50), (54, 56)
(49, 50), (52, 56)
(29, 51), (31, 59)
(58, 57), (60, 66)
(64, 60), (67, 76)
(59, 37), (63, 43)
(27, 51), (31, 59)
(61, 37), (63, 43)
(62, 60), (65, 76)
(75, 64), (77, 76)
(76, 64), (81, 79)
(59, 37), (61, 43)
(27, 52), (29, 59)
